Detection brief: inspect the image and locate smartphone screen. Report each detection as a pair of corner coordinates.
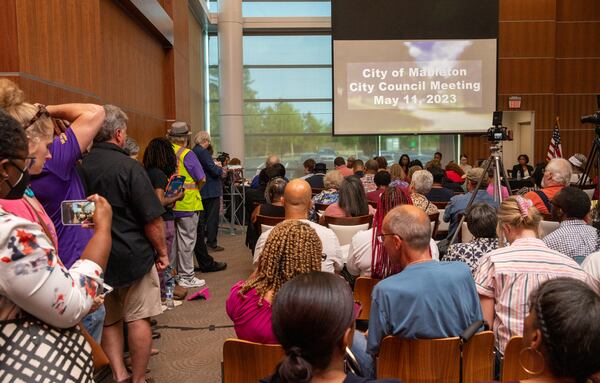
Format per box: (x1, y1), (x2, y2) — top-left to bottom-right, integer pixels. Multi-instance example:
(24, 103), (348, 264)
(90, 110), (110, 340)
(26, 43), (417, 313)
(165, 175), (185, 198)
(61, 200), (95, 226)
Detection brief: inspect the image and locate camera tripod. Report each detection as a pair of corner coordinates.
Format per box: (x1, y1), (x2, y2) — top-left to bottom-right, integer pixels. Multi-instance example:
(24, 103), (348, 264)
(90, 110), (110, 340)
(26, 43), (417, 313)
(449, 142), (512, 245)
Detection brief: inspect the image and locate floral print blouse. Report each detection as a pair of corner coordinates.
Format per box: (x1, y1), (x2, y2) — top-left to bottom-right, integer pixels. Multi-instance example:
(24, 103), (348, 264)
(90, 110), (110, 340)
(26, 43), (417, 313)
(0, 207), (102, 328)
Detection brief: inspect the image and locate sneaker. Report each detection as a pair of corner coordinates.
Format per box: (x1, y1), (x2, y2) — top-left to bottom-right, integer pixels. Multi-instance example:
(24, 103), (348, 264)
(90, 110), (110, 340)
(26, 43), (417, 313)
(207, 245), (225, 252)
(177, 277), (206, 288)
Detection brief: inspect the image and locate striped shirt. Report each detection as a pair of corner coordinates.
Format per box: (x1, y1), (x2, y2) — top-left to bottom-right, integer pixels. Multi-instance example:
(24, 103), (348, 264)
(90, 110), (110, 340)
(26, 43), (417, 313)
(474, 237), (590, 354)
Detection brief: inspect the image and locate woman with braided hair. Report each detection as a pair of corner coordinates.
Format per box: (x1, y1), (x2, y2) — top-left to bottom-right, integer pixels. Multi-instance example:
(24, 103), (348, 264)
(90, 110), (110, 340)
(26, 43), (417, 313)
(518, 278), (600, 383)
(474, 196), (592, 357)
(347, 185), (442, 279)
(226, 220), (323, 344)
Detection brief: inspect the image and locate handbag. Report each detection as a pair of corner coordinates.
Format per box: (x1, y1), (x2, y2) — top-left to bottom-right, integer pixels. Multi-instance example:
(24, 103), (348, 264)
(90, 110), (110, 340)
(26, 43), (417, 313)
(0, 316), (94, 382)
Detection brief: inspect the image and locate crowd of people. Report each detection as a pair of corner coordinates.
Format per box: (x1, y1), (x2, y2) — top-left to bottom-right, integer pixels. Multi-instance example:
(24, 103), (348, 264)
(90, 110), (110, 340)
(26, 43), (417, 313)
(1, 76), (599, 382)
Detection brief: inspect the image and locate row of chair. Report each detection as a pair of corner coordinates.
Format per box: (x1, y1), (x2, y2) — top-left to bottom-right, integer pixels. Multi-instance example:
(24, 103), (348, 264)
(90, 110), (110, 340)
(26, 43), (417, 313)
(221, 335), (534, 383)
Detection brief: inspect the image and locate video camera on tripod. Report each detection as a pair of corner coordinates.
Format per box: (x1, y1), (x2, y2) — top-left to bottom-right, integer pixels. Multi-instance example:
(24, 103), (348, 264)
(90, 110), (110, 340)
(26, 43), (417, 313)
(581, 111), (600, 125)
(487, 111), (512, 142)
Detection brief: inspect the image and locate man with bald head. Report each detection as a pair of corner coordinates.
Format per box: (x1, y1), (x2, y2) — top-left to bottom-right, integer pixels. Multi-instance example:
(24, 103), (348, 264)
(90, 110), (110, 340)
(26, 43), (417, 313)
(252, 179), (343, 272)
(250, 154), (281, 189)
(352, 205), (483, 378)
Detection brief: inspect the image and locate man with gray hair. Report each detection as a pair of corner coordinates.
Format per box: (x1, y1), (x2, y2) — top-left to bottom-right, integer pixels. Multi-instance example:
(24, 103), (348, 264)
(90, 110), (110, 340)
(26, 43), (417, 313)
(81, 105), (168, 383)
(167, 122), (207, 288)
(524, 157), (572, 215)
(192, 130), (227, 272)
(352, 205), (483, 378)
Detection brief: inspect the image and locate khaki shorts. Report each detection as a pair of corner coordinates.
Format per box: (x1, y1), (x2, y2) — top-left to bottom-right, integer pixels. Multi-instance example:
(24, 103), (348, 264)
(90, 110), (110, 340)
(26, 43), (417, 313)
(104, 265), (162, 326)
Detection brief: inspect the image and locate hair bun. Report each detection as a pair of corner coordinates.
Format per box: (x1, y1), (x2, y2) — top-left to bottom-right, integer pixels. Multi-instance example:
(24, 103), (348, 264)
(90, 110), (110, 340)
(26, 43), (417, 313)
(0, 79), (25, 110)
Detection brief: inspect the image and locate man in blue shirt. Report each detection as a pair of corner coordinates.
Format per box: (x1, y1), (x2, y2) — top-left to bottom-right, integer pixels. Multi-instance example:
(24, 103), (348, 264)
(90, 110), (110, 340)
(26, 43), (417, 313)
(444, 167), (499, 240)
(192, 131), (227, 272)
(352, 205), (483, 378)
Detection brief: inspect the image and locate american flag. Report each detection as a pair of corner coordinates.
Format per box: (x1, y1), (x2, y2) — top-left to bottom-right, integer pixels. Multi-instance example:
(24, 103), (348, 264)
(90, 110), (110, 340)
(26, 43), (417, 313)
(546, 118), (563, 161)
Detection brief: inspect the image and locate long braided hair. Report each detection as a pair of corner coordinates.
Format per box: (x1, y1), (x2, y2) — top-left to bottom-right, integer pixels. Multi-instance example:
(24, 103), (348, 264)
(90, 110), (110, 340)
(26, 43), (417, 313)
(241, 220), (322, 304)
(371, 185), (413, 279)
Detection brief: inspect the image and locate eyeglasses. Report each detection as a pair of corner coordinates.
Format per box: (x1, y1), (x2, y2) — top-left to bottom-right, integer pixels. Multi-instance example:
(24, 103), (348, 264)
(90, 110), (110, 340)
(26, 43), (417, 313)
(376, 233), (398, 243)
(24, 105), (50, 129)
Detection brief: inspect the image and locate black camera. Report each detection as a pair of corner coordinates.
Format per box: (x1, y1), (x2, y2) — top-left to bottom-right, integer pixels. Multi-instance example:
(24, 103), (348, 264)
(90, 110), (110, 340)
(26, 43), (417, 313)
(581, 112), (600, 125)
(487, 111), (511, 142)
(216, 152), (230, 166)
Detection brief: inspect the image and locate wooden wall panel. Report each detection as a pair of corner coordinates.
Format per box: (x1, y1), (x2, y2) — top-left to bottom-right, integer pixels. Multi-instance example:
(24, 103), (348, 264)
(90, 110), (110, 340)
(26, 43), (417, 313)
(498, 59), (555, 94)
(15, 0), (101, 93)
(99, 0), (165, 119)
(499, 22), (555, 58)
(0, 0), (19, 72)
(189, 11), (205, 136)
(499, 0), (556, 21)
(8, 76), (100, 106)
(556, 23), (600, 57)
(556, 0), (600, 21)
(555, 59), (600, 93)
(557, 95), (599, 129)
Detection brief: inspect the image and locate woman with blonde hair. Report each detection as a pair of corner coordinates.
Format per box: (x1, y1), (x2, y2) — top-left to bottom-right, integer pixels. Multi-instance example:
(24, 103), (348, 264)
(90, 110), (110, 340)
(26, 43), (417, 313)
(474, 196), (591, 357)
(226, 220), (323, 344)
(389, 163), (408, 188)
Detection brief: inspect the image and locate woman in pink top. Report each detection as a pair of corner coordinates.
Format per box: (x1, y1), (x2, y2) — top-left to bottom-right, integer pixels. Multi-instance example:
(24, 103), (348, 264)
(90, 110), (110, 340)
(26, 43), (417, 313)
(0, 79), (57, 246)
(226, 220), (323, 344)
(321, 175), (375, 224)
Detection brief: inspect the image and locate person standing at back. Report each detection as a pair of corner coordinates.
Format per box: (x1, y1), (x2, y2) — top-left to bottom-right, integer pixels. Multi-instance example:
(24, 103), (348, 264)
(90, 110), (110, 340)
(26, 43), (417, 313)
(166, 122), (207, 288)
(80, 105), (168, 383)
(192, 131), (227, 272)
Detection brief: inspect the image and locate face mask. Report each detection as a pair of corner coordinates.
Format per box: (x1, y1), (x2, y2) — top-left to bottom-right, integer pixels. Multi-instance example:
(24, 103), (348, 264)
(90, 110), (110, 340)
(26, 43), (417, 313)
(4, 166), (30, 200)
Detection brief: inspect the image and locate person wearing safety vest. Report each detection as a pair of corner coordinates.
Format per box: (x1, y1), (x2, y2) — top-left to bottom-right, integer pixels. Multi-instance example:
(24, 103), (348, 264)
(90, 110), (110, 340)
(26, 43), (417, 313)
(167, 122), (207, 289)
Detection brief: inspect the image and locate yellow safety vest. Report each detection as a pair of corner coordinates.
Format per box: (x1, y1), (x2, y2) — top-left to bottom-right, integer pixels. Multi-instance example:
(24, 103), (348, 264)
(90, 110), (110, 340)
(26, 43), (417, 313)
(172, 143), (204, 212)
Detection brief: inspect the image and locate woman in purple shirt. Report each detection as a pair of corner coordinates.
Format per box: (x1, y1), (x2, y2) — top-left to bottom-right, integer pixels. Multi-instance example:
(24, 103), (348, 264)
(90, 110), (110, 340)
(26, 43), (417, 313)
(226, 220), (323, 344)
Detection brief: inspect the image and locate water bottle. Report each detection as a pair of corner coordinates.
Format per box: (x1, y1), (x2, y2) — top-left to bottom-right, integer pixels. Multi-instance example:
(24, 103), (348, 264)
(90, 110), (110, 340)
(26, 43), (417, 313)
(165, 282), (175, 310)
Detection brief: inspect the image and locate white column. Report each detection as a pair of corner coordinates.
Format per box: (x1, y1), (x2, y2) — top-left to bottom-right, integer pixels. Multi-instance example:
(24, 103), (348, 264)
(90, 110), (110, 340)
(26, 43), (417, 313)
(218, 0), (244, 160)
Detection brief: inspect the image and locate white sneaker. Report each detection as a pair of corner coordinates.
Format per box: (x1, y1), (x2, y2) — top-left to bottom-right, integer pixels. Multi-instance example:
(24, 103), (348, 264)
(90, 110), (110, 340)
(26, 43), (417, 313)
(177, 277), (206, 288)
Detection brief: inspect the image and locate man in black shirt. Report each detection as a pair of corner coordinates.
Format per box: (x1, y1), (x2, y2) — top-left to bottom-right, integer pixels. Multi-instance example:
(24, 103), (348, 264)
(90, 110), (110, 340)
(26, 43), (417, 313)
(80, 105), (168, 383)
(425, 167), (456, 202)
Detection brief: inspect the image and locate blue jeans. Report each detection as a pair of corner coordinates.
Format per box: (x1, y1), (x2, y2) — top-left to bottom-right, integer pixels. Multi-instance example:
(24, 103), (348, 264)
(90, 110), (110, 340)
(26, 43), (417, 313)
(82, 304), (106, 344)
(352, 331), (376, 379)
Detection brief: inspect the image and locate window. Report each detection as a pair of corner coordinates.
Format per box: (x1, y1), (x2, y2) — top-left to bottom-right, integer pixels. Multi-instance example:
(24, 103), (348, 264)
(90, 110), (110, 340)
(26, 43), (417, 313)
(208, 33), (458, 178)
(243, 1), (331, 17)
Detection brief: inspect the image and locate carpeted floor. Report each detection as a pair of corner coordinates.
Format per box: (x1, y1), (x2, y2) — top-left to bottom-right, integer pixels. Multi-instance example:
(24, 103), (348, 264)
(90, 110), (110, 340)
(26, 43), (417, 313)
(148, 229), (254, 383)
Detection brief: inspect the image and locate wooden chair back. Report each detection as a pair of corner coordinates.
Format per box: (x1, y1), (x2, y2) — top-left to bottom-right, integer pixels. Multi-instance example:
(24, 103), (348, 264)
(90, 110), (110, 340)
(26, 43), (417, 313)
(432, 201), (449, 209)
(429, 212), (440, 238)
(255, 215), (285, 236)
(222, 339), (285, 383)
(501, 336), (539, 382)
(324, 214), (373, 228)
(353, 277), (380, 321)
(461, 331), (495, 383)
(377, 336), (461, 382)
(368, 200), (378, 209)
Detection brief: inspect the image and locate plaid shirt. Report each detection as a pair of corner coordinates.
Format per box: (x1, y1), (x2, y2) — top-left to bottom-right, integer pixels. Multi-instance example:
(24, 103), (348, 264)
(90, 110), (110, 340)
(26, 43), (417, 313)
(543, 219), (599, 264)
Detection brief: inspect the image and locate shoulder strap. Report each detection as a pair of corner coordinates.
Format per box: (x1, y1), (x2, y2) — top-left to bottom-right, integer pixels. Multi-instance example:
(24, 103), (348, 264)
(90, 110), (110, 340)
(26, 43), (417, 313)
(23, 197), (58, 250)
(533, 190), (553, 212)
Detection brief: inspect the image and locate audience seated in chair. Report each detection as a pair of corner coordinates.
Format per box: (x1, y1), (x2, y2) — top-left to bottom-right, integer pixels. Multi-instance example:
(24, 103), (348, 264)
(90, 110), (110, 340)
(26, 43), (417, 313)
(425, 167), (455, 202)
(253, 179), (343, 273)
(361, 160), (379, 193)
(366, 171), (391, 203)
(474, 196), (592, 357)
(251, 178), (287, 224)
(409, 170), (438, 216)
(352, 205), (483, 379)
(347, 186), (443, 278)
(353, 159), (365, 178)
(444, 167), (499, 241)
(542, 186), (599, 264)
(444, 203), (498, 275)
(226, 220), (322, 345)
(321, 175), (376, 225)
(300, 158), (316, 180)
(517, 278), (600, 383)
(250, 155), (281, 189)
(309, 170), (343, 222)
(335, 156), (354, 177)
(261, 271), (401, 383)
(306, 162), (327, 189)
(388, 164), (408, 188)
(524, 158), (571, 215)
